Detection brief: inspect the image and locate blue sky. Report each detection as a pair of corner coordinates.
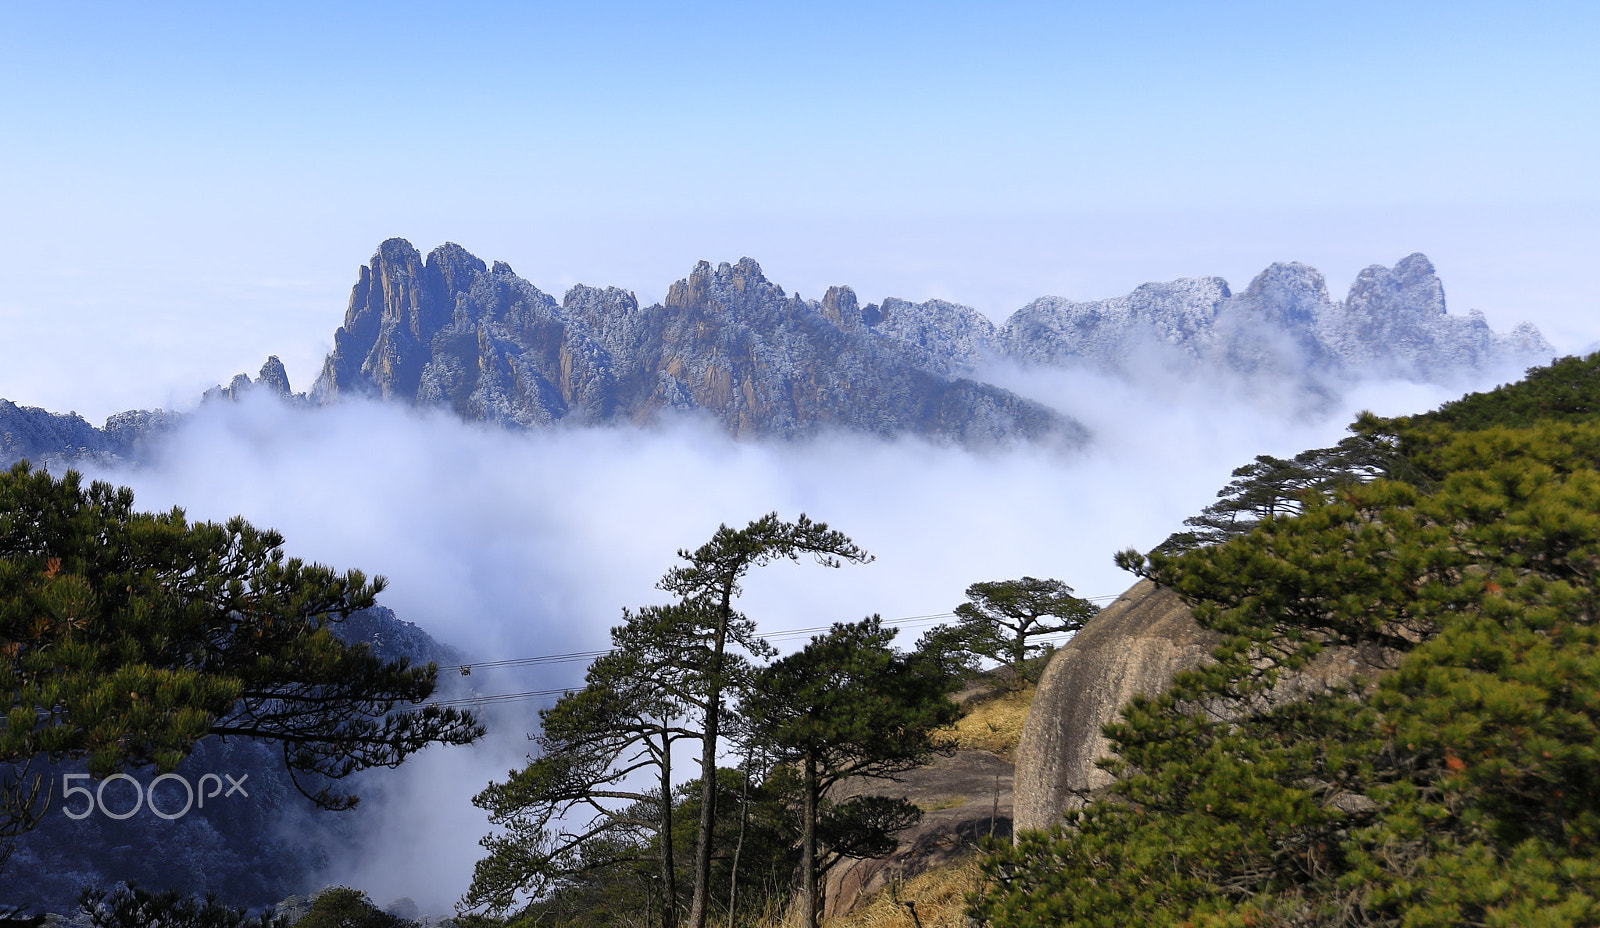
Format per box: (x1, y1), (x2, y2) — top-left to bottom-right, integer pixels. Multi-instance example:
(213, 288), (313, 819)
(3, 5), (1596, 901)
(2, 0), (1596, 420)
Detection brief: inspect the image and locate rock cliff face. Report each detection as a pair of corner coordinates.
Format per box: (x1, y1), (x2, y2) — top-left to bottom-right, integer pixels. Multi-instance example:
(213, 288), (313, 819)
(1012, 580), (1220, 834)
(1012, 579), (1397, 836)
(312, 240), (1075, 445)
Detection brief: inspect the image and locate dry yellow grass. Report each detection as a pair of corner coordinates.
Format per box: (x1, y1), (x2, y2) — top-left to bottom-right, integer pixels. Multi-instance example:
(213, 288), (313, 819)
(942, 682), (1036, 761)
(748, 855), (985, 928)
(823, 855), (986, 928)
(917, 795), (968, 813)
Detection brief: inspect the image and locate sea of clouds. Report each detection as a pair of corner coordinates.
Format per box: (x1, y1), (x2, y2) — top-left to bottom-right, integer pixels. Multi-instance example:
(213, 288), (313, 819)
(64, 358), (1508, 912)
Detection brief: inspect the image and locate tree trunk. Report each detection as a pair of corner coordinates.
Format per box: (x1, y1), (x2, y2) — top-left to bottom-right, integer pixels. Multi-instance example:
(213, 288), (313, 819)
(686, 591), (732, 928)
(799, 751), (820, 928)
(726, 752), (752, 928)
(659, 730), (677, 928)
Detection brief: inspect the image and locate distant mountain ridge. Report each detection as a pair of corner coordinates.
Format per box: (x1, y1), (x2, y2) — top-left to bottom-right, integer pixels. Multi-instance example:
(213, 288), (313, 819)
(305, 239), (1549, 441)
(0, 240), (1553, 464)
(1002, 253), (1550, 378)
(311, 240), (1073, 444)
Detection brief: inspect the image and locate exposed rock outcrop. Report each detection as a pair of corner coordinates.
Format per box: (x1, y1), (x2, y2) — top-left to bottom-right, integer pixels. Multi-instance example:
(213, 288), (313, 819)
(312, 240), (1077, 445)
(822, 749), (1013, 920)
(205, 355), (300, 404)
(1013, 579), (1398, 836)
(1012, 580), (1219, 834)
(1001, 253), (1552, 382)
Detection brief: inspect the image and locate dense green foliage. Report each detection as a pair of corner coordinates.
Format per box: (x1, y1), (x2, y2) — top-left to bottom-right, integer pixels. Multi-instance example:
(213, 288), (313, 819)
(976, 354), (1600, 927)
(1410, 350), (1600, 431)
(292, 887), (410, 928)
(0, 463), (482, 843)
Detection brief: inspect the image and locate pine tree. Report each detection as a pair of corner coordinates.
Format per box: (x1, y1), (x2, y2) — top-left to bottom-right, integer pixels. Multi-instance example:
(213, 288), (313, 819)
(467, 514), (869, 928)
(975, 399), (1600, 926)
(745, 617), (960, 928)
(0, 463), (482, 841)
(656, 514), (870, 928)
(465, 604), (706, 928)
(926, 577), (1098, 679)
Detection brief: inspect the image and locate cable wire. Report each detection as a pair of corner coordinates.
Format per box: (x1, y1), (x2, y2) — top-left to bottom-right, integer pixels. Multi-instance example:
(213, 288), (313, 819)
(419, 591), (1127, 711)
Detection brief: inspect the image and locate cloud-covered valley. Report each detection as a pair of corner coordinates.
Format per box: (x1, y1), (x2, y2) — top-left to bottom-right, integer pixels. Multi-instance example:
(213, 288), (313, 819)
(53, 359), (1496, 911)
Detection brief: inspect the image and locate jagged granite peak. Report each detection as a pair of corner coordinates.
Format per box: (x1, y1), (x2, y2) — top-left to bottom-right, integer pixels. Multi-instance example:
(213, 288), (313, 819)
(1001, 253), (1551, 380)
(203, 355), (304, 404)
(864, 295), (1000, 378)
(1232, 260), (1332, 328)
(257, 355), (292, 396)
(312, 241), (1077, 445)
(820, 285), (860, 329)
(1002, 276), (1231, 367)
(1211, 261), (1336, 374)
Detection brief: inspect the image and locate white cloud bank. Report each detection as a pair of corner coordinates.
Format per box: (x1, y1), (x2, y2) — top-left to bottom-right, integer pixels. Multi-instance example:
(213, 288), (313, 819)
(71, 365), (1489, 912)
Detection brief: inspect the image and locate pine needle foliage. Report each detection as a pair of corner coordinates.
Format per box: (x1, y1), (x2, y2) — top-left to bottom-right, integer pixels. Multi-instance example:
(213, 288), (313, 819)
(976, 355), (1600, 928)
(0, 463), (481, 840)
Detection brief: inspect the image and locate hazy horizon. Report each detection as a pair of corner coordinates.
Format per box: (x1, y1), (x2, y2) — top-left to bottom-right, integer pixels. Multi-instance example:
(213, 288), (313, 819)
(2, 2), (1595, 422)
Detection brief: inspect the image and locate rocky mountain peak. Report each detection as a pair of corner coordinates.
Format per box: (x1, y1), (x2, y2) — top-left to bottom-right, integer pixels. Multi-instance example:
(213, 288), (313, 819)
(425, 242), (487, 300)
(307, 242), (1073, 444)
(665, 260), (715, 311)
(1345, 253), (1446, 322)
(666, 257), (786, 318)
(820, 285), (860, 328)
(203, 355), (301, 405)
(999, 252), (1547, 382)
(1233, 261), (1331, 327)
(257, 355), (291, 396)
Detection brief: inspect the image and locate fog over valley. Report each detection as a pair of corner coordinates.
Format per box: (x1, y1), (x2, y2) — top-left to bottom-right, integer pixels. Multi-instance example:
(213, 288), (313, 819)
(0, 226), (1570, 912)
(32, 358), (1478, 911)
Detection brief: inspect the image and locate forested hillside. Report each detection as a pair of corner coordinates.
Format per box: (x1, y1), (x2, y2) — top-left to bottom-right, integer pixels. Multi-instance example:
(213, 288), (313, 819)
(978, 352), (1600, 927)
